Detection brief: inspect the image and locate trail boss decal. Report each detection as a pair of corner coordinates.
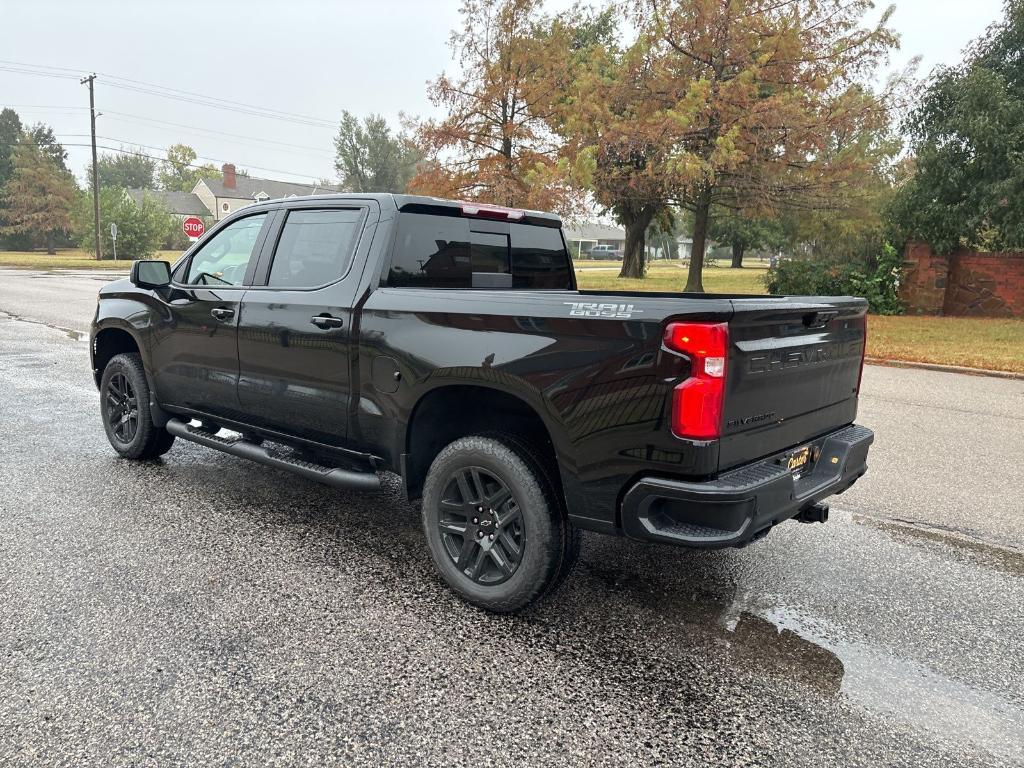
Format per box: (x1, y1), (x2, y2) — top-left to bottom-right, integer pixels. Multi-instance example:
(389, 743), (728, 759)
(564, 302), (643, 319)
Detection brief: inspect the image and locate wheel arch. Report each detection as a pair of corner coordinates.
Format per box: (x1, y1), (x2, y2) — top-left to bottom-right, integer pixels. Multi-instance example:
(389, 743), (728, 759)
(91, 322), (145, 388)
(402, 383), (565, 504)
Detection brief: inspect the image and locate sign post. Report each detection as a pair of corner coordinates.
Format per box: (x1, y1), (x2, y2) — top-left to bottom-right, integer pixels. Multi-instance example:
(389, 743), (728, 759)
(182, 217), (206, 241)
(109, 222), (118, 261)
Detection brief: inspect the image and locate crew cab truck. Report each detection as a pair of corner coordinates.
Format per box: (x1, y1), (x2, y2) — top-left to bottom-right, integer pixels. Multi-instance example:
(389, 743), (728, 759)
(91, 194), (873, 613)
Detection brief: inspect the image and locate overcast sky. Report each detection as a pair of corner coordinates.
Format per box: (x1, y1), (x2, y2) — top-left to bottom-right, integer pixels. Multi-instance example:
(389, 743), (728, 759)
(0, 0), (1007, 187)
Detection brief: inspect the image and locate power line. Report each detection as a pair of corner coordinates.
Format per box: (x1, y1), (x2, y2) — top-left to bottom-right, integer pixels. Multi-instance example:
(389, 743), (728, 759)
(3, 139), (332, 186)
(0, 59), (338, 129)
(1, 61), (342, 176)
(92, 136), (328, 181)
(0, 64), (79, 81)
(102, 111), (336, 157)
(99, 75), (337, 126)
(101, 82), (336, 128)
(3, 105), (336, 159)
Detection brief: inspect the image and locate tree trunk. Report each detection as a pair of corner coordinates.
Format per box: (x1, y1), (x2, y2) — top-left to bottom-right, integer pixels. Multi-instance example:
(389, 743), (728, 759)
(731, 241), (744, 268)
(46, 231), (56, 256)
(620, 222), (646, 278)
(684, 193), (711, 292)
(618, 205), (658, 279)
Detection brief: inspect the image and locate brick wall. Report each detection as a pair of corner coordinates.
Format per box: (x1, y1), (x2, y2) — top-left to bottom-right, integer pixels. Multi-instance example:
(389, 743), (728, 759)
(900, 243), (1024, 317)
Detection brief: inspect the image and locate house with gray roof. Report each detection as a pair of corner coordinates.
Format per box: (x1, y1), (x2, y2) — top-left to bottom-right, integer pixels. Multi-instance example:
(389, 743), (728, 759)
(127, 189), (208, 218)
(564, 220), (694, 260)
(562, 221), (626, 258)
(193, 164), (337, 220)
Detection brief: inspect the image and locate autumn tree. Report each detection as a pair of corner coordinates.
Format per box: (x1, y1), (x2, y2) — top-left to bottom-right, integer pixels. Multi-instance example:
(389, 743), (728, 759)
(0, 142), (77, 254)
(651, 0), (901, 290)
(538, 8), (675, 277)
(334, 111), (421, 193)
(408, 0), (579, 213)
(158, 144), (219, 192)
(549, 1), (900, 287)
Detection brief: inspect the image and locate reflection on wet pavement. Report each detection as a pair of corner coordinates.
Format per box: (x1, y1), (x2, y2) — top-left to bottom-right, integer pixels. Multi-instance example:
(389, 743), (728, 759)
(583, 561), (845, 696)
(763, 606), (1024, 763)
(574, 527), (1024, 764)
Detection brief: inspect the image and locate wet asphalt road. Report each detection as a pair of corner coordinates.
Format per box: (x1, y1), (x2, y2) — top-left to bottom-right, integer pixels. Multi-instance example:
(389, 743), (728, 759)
(1, 269), (1023, 767)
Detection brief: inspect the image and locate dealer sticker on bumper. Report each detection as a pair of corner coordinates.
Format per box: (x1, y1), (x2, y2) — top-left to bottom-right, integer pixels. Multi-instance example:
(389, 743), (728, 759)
(787, 446), (812, 472)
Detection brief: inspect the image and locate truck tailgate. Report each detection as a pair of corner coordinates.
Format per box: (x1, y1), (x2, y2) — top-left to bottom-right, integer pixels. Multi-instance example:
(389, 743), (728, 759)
(719, 297), (867, 471)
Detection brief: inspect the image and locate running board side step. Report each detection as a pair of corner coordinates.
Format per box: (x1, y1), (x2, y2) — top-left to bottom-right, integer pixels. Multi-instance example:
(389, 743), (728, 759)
(166, 418), (380, 492)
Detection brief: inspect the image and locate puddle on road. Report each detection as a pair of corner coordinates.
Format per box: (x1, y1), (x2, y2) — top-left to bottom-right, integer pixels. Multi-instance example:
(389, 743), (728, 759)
(584, 563), (847, 695)
(581, 554), (1024, 763)
(763, 606), (1024, 763)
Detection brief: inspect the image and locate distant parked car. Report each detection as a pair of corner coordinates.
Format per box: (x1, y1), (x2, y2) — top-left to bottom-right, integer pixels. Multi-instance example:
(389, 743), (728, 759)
(588, 244), (623, 260)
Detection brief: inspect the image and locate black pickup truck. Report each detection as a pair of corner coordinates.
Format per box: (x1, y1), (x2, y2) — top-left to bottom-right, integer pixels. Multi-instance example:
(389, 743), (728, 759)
(91, 194), (873, 612)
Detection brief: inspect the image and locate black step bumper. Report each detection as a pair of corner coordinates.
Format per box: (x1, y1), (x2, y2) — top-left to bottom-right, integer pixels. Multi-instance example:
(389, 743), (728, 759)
(620, 424), (873, 548)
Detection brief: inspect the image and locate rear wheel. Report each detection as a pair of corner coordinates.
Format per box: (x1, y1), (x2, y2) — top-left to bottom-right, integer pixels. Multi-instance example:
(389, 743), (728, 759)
(421, 435), (574, 612)
(100, 353), (175, 460)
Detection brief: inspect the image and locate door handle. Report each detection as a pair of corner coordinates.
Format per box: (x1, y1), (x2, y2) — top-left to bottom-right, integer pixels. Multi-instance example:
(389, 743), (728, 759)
(310, 315), (344, 330)
(211, 307), (235, 321)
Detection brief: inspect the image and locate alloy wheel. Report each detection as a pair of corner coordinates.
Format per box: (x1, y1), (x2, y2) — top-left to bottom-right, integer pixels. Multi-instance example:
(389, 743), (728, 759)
(437, 466), (525, 585)
(105, 372), (139, 444)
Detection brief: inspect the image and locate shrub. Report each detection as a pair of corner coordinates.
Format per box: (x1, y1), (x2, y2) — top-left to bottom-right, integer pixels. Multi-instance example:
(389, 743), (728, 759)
(765, 243), (903, 314)
(74, 188), (174, 260)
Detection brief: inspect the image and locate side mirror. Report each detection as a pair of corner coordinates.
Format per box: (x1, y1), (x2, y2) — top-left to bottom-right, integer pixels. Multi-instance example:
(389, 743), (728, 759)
(130, 260), (171, 289)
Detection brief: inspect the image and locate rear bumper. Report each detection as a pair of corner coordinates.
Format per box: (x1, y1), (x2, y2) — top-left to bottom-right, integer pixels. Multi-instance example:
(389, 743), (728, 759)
(620, 424), (873, 548)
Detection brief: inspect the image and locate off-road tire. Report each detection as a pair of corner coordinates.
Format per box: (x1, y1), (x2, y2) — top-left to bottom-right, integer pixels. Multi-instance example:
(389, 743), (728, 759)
(421, 434), (574, 613)
(480, 431), (581, 594)
(99, 353), (175, 460)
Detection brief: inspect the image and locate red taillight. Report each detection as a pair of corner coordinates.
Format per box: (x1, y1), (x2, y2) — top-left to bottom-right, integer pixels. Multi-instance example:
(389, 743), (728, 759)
(459, 202), (526, 221)
(664, 322), (729, 440)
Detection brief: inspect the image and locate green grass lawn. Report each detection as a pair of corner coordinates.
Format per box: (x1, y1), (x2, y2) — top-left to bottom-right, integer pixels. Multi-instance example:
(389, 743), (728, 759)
(575, 261), (769, 294)
(0, 249), (183, 270)
(866, 315), (1024, 373)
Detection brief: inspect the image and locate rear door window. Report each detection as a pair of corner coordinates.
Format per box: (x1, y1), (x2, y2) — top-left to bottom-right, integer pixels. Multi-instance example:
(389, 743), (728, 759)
(387, 212), (572, 289)
(510, 223), (572, 289)
(267, 208), (362, 288)
(388, 214), (471, 287)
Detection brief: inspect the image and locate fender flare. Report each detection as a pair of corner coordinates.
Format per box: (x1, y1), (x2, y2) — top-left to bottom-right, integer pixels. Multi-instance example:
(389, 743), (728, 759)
(91, 316), (169, 427)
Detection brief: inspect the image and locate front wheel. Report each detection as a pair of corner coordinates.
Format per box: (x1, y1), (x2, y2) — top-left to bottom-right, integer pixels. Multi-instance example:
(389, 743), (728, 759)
(99, 353), (175, 460)
(421, 435), (574, 613)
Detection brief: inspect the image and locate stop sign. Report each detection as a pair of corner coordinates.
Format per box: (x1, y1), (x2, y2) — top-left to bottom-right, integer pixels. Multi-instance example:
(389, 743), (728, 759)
(182, 217), (206, 239)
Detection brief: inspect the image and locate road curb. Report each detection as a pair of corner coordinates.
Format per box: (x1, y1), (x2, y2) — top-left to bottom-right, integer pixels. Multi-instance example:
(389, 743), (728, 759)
(865, 357), (1024, 380)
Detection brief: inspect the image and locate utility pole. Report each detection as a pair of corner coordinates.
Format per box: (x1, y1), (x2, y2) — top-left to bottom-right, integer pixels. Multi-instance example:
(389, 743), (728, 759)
(81, 74), (102, 260)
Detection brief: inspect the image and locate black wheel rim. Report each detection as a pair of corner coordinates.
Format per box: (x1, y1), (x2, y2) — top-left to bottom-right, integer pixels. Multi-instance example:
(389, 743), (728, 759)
(437, 466), (525, 586)
(105, 372), (139, 444)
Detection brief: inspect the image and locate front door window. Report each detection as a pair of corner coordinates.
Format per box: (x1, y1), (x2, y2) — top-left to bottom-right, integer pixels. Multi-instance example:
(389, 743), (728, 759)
(185, 213), (268, 286)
